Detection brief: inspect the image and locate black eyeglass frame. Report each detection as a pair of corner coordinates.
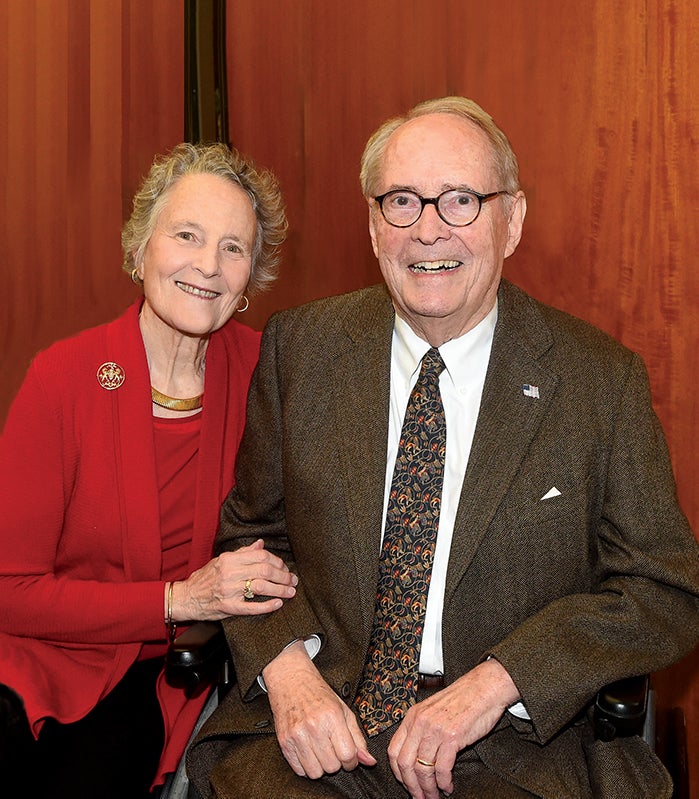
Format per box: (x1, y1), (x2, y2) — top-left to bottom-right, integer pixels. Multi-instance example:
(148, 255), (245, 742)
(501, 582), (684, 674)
(374, 188), (510, 228)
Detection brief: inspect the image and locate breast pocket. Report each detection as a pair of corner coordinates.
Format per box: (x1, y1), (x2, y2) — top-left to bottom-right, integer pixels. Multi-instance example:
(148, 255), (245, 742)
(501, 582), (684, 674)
(501, 483), (589, 528)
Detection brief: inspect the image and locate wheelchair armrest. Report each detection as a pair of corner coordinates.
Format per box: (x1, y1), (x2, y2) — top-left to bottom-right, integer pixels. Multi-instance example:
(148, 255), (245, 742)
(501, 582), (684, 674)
(593, 674), (649, 741)
(165, 621), (234, 697)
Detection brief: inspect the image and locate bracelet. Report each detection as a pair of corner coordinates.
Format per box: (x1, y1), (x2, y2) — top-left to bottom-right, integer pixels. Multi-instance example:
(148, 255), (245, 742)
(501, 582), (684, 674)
(166, 581), (177, 642)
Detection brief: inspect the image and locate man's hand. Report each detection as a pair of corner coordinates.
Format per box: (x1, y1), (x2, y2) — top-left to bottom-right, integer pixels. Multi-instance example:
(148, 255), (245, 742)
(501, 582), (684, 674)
(388, 659), (520, 799)
(263, 641), (377, 778)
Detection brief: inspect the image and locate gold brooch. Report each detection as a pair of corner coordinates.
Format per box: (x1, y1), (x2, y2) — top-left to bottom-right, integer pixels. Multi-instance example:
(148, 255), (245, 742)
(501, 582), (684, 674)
(97, 362), (126, 390)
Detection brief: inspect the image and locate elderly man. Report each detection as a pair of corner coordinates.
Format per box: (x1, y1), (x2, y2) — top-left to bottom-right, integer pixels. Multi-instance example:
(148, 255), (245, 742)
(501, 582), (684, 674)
(189, 97), (699, 799)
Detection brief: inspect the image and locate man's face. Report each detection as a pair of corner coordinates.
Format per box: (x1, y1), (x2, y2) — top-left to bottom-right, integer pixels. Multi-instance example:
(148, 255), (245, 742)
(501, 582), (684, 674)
(368, 113), (526, 345)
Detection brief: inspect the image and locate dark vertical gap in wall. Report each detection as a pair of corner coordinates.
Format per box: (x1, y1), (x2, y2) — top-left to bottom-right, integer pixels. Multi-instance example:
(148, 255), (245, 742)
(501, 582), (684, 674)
(184, 0), (229, 145)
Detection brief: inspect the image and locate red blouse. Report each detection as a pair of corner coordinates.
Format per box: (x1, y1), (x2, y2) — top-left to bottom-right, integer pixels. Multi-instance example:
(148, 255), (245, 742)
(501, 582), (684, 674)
(140, 412), (203, 662)
(154, 413), (203, 581)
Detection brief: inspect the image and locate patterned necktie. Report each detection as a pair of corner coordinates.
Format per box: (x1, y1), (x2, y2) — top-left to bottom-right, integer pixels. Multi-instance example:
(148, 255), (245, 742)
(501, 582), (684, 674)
(355, 347), (447, 737)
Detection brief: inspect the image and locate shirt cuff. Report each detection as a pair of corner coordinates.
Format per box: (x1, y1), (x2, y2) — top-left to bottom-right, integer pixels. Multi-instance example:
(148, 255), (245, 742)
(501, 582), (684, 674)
(256, 634), (322, 693)
(484, 654), (530, 720)
(507, 701), (531, 720)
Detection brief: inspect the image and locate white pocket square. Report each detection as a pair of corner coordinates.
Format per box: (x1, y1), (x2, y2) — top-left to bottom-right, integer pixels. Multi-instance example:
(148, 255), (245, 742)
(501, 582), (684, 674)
(540, 486), (562, 501)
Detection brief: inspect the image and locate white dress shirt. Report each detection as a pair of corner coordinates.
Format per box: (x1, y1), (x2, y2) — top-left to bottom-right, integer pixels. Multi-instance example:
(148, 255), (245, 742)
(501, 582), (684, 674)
(385, 304), (529, 720)
(384, 305), (497, 675)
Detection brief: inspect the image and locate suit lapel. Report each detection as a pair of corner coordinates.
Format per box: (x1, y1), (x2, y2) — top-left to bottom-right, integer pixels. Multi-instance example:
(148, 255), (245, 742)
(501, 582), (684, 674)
(330, 288), (395, 629)
(445, 282), (560, 600)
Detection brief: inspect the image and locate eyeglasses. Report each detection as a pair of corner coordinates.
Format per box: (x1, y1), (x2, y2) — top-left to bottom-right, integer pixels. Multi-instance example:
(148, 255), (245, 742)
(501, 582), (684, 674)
(374, 188), (509, 228)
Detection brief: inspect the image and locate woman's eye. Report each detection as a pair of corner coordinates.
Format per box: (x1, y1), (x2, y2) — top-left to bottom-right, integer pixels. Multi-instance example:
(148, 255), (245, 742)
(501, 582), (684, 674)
(176, 231), (194, 241)
(225, 243), (243, 254)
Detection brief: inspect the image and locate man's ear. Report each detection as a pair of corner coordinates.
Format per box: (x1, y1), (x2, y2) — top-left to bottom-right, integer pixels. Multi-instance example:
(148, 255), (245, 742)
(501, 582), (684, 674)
(504, 191), (527, 258)
(368, 202), (380, 259)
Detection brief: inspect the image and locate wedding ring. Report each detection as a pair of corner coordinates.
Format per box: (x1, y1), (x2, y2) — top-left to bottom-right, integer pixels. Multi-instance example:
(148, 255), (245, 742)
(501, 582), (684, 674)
(243, 578), (255, 600)
(416, 757), (436, 768)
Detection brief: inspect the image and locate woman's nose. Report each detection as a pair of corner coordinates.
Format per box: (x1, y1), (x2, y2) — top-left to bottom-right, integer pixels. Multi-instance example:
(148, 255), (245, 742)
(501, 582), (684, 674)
(194, 247), (220, 276)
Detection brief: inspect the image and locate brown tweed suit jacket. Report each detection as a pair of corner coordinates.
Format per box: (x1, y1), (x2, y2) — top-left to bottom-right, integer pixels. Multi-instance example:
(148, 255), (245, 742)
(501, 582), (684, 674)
(189, 280), (699, 798)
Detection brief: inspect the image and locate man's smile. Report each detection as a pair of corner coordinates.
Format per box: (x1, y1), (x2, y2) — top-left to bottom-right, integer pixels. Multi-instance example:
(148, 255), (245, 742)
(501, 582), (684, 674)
(409, 260), (461, 273)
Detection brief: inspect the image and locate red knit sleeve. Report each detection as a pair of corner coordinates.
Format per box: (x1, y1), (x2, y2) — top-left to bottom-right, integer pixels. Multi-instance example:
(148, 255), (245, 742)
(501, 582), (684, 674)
(0, 358), (167, 644)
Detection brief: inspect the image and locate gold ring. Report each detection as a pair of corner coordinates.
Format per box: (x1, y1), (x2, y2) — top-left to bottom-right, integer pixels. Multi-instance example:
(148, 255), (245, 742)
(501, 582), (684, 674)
(243, 578), (255, 600)
(416, 757), (436, 768)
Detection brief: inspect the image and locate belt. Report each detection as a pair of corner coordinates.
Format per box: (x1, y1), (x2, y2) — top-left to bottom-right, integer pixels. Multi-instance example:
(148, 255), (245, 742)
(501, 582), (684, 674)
(418, 673), (444, 690)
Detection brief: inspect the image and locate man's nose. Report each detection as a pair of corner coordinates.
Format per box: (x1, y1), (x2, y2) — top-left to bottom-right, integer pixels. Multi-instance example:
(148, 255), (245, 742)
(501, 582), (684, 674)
(412, 202), (451, 244)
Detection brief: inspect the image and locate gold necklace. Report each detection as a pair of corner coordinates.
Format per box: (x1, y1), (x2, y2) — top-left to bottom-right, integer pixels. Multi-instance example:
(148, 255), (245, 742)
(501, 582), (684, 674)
(151, 386), (203, 412)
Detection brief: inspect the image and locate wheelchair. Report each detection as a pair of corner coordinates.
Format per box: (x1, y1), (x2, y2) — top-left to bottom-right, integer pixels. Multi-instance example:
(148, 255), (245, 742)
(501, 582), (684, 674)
(159, 623), (689, 799)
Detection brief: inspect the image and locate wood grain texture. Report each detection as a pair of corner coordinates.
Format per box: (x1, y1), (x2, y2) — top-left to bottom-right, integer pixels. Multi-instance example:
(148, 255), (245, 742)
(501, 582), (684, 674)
(1, 0), (697, 791)
(1, 0), (184, 423)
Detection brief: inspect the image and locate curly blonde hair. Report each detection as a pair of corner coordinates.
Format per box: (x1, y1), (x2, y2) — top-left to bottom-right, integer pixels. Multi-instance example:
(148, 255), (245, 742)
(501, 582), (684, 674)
(122, 142), (287, 294)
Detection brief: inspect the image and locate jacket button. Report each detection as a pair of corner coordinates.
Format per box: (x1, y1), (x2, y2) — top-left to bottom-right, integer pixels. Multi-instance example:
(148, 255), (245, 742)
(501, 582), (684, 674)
(254, 719), (271, 729)
(340, 682), (351, 699)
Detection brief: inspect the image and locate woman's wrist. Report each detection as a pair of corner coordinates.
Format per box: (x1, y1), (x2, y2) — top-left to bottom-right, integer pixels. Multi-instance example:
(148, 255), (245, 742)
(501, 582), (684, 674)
(164, 580), (177, 641)
(163, 581), (170, 623)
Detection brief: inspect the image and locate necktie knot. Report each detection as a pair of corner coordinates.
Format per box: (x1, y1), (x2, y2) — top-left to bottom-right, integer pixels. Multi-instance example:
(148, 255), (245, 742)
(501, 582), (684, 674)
(420, 348), (446, 382)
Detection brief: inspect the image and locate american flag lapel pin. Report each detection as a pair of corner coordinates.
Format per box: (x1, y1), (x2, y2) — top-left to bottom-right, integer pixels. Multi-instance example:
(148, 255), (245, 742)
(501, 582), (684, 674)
(522, 384), (540, 399)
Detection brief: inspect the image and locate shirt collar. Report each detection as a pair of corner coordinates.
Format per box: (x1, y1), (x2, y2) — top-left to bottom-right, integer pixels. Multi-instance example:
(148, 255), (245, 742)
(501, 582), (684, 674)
(393, 301), (498, 391)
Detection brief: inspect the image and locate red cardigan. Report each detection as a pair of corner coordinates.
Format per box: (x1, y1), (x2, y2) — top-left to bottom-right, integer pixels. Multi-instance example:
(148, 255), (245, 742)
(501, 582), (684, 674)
(0, 301), (260, 783)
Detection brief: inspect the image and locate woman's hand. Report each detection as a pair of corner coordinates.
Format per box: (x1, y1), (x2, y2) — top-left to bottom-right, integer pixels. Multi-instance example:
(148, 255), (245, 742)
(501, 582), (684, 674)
(170, 539), (297, 621)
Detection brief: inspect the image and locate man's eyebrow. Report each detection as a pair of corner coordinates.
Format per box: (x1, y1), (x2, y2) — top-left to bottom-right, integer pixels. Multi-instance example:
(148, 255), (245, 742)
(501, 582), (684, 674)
(380, 184), (419, 193)
(380, 183), (478, 195)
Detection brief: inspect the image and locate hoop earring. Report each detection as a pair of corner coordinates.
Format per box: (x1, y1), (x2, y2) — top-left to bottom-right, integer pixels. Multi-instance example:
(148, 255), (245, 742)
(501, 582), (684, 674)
(131, 267), (142, 285)
(236, 295), (249, 313)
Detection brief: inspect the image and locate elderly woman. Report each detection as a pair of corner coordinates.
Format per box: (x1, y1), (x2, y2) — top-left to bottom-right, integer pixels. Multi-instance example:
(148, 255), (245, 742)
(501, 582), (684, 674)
(0, 143), (294, 797)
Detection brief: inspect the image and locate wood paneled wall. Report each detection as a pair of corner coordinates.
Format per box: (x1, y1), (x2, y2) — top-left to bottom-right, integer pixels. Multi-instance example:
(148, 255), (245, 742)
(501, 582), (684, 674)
(1, 0), (184, 424)
(2, 0), (697, 792)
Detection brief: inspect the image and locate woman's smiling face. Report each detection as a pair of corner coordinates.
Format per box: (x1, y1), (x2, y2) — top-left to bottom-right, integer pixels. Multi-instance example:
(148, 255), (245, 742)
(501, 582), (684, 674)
(138, 172), (256, 338)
